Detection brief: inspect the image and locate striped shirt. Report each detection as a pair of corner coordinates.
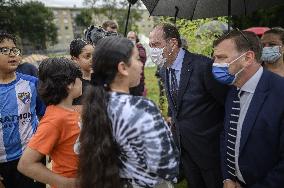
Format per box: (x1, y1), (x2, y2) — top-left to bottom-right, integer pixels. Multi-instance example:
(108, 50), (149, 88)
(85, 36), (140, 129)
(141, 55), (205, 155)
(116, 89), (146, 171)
(108, 92), (179, 187)
(0, 73), (45, 162)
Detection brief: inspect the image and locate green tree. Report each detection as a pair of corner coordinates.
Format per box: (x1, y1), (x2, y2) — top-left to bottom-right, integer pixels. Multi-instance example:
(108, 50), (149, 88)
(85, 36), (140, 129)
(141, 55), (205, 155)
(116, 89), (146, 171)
(75, 9), (93, 27)
(16, 1), (57, 50)
(1, 1), (57, 50)
(0, 0), (21, 33)
(233, 5), (284, 29)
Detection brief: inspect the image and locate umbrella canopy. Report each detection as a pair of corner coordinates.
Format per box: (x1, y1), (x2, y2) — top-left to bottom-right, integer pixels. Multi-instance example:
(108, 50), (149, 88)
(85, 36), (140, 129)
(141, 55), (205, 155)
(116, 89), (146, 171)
(141, 0), (284, 20)
(244, 27), (270, 37)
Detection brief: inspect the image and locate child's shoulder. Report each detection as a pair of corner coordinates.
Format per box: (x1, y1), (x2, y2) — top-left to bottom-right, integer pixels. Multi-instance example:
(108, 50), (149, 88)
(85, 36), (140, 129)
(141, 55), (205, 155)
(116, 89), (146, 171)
(16, 72), (38, 84)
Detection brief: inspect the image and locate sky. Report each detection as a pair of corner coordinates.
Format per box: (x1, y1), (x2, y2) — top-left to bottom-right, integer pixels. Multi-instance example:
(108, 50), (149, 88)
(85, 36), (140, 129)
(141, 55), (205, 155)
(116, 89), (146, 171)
(23, 0), (86, 7)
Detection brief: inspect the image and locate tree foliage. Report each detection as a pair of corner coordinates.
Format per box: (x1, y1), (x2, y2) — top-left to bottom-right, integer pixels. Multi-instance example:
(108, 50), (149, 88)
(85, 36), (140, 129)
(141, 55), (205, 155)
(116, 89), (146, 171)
(0, 0), (21, 33)
(233, 5), (284, 29)
(0, 1), (57, 50)
(17, 1), (57, 49)
(75, 9), (93, 27)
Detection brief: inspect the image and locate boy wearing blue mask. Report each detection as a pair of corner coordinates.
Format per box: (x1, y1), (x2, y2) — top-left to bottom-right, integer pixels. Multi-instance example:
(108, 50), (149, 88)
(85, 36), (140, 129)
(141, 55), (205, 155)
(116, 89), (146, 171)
(261, 27), (284, 77)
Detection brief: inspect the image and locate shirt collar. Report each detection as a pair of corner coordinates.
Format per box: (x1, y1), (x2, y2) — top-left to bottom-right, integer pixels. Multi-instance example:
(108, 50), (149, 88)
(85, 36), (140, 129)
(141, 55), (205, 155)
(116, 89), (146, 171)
(170, 48), (185, 71)
(240, 66), (263, 94)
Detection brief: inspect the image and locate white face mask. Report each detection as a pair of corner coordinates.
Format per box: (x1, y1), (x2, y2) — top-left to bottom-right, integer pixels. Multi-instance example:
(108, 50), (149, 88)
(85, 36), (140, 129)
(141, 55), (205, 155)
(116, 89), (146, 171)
(261, 46), (282, 63)
(149, 47), (167, 67)
(130, 40), (136, 46)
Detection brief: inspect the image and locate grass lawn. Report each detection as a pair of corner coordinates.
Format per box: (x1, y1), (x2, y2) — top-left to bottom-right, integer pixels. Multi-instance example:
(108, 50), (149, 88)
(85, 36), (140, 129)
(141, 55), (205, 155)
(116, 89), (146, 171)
(144, 67), (187, 188)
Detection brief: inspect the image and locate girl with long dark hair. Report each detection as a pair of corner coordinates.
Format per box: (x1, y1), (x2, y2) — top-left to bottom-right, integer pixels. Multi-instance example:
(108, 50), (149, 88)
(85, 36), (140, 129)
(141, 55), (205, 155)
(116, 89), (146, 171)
(78, 37), (179, 188)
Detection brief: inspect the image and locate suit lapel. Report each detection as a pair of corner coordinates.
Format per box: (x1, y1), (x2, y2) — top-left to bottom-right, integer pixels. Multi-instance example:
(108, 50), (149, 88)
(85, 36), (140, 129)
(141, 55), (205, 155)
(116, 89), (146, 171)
(177, 51), (193, 112)
(239, 70), (270, 153)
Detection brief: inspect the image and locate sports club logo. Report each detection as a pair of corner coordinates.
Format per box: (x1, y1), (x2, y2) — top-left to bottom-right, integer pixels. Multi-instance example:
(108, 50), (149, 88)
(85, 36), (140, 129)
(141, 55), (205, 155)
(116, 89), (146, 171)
(17, 92), (31, 104)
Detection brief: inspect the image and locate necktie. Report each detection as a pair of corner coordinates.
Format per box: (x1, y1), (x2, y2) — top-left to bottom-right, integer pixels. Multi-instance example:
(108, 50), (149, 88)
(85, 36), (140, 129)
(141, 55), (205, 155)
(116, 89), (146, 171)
(168, 68), (178, 109)
(226, 90), (243, 180)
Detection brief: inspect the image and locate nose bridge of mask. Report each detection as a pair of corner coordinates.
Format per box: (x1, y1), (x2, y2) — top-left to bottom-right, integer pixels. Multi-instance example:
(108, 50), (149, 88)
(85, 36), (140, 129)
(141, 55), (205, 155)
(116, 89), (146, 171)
(263, 46), (281, 54)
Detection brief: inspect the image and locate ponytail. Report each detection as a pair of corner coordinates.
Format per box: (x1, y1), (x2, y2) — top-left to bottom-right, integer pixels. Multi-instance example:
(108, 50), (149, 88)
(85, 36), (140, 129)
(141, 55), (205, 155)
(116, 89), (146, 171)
(78, 85), (121, 188)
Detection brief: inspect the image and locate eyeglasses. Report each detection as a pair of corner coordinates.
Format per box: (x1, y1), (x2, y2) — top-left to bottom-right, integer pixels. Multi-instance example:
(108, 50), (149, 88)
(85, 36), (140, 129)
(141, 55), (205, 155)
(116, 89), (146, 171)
(223, 28), (253, 49)
(0, 47), (21, 56)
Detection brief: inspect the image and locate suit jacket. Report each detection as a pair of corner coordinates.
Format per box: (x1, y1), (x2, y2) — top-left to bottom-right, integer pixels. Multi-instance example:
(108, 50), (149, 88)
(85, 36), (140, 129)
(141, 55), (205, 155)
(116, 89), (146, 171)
(160, 49), (228, 169)
(221, 69), (284, 187)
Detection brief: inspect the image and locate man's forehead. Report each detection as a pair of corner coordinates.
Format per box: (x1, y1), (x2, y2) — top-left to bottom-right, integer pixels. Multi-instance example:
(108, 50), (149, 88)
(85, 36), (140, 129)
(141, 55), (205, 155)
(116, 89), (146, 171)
(213, 39), (237, 56)
(261, 34), (282, 44)
(215, 39), (236, 51)
(151, 27), (164, 36)
(127, 32), (136, 38)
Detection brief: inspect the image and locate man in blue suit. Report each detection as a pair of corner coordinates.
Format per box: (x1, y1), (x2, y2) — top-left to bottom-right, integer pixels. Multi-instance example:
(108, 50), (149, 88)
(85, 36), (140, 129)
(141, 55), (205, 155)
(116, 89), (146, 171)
(149, 23), (228, 188)
(213, 30), (284, 188)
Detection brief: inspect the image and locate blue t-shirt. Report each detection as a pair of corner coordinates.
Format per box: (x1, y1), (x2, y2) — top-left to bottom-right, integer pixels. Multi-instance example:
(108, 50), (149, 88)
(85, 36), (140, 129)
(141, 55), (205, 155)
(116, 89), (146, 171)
(0, 73), (45, 162)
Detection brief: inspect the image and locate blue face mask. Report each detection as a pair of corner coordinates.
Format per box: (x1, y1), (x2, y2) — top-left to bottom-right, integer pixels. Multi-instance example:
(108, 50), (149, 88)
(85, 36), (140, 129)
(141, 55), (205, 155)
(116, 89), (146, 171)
(212, 53), (247, 85)
(212, 63), (235, 85)
(261, 46), (282, 63)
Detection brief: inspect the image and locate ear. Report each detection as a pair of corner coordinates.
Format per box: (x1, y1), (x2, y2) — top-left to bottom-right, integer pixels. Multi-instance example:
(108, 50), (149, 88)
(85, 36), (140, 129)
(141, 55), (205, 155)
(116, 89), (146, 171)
(117, 61), (129, 76)
(71, 56), (79, 62)
(245, 51), (255, 64)
(170, 38), (179, 49)
(67, 82), (74, 91)
(281, 46), (284, 54)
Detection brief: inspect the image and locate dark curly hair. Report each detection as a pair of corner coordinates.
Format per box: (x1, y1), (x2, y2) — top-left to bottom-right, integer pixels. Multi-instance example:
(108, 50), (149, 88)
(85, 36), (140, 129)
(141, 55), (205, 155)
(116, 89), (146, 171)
(78, 36), (134, 188)
(38, 57), (82, 105)
(70, 38), (89, 58)
(0, 32), (16, 45)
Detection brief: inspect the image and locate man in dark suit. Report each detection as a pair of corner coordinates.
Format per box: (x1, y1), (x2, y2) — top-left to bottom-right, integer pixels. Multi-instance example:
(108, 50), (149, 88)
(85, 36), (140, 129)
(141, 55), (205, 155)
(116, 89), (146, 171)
(213, 30), (284, 188)
(149, 23), (228, 188)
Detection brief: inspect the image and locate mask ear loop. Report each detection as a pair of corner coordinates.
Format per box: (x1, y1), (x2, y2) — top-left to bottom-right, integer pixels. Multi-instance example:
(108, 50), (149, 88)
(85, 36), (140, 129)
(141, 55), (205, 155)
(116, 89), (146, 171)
(229, 52), (248, 85)
(228, 52), (248, 65)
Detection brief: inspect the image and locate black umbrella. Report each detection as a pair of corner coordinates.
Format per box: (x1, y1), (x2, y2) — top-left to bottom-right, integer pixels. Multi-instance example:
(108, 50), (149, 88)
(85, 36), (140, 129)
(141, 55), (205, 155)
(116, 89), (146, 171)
(141, 0), (284, 23)
(124, 0), (138, 37)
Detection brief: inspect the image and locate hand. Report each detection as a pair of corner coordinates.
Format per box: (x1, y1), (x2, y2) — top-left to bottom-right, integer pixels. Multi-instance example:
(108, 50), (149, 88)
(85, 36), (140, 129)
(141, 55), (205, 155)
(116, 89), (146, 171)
(167, 117), (176, 131)
(166, 117), (175, 128)
(236, 181), (243, 188)
(56, 177), (77, 188)
(223, 179), (237, 188)
(0, 176), (5, 188)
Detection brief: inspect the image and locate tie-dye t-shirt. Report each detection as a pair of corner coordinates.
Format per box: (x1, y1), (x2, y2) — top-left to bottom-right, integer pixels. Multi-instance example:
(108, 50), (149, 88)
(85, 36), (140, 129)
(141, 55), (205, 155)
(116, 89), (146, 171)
(107, 92), (179, 187)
